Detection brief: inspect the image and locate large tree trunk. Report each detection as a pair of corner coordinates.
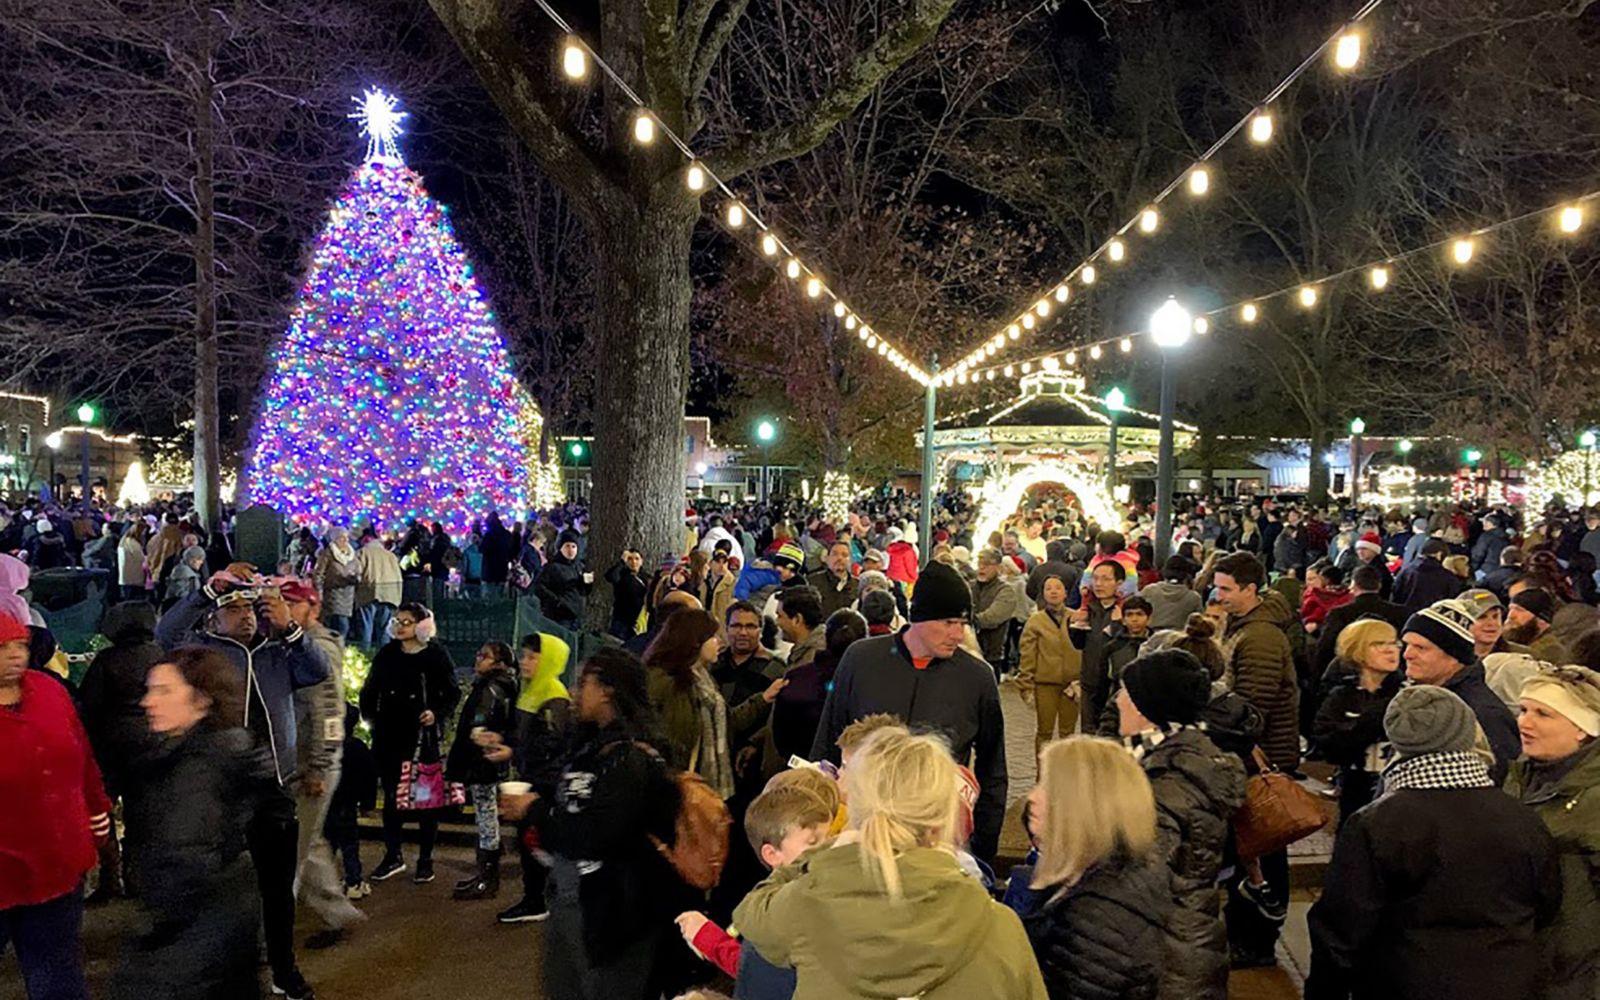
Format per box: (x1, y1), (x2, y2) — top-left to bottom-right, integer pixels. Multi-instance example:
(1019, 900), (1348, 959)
(583, 189), (697, 628)
(191, 6), (221, 531)
(1307, 420), (1331, 505)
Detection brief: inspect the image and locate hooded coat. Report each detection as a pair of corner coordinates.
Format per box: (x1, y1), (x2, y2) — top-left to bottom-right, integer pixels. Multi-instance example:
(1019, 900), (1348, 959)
(77, 602), (164, 795)
(1504, 741), (1600, 1000)
(534, 543), (588, 627)
(733, 841), (1049, 1000)
(1139, 728), (1247, 1000)
(1222, 590), (1301, 770)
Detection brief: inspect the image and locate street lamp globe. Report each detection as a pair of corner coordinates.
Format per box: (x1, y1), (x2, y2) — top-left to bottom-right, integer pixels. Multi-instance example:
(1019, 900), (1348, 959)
(1149, 298), (1192, 350)
(1465, 448), (1483, 464)
(45, 432), (63, 451)
(1397, 439), (1414, 455)
(756, 420), (777, 443)
(1349, 417), (1366, 435)
(76, 403), (96, 424)
(568, 441), (585, 459)
(1104, 387), (1127, 412)
(1581, 430), (1598, 449)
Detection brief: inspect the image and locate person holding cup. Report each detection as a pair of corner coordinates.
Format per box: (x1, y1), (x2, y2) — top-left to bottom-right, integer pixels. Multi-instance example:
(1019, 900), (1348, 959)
(499, 648), (680, 1000)
(446, 642), (520, 901)
(534, 530), (591, 629)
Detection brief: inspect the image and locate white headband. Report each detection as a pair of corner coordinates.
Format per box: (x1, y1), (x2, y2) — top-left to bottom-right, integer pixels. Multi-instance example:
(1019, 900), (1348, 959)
(1522, 679), (1600, 738)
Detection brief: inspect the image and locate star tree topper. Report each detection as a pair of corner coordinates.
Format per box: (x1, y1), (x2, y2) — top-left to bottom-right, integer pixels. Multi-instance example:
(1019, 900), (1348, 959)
(349, 87), (407, 164)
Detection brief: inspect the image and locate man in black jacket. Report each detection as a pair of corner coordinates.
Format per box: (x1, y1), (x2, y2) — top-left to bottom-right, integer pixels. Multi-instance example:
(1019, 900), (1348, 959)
(1307, 685), (1561, 1000)
(1393, 538), (1464, 614)
(809, 561), (1007, 862)
(1399, 598), (1521, 784)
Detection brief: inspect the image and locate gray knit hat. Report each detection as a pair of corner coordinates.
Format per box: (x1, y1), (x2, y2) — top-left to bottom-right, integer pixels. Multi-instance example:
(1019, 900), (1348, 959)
(1384, 685), (1478, 758)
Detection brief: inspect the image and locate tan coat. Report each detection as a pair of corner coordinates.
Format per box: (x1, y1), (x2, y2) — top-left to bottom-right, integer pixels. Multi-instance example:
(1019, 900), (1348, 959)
(1018, 607), (1082, 691)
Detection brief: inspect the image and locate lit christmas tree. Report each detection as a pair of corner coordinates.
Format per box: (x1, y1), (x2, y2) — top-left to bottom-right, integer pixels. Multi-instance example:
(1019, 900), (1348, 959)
(243, 89), (530, 537)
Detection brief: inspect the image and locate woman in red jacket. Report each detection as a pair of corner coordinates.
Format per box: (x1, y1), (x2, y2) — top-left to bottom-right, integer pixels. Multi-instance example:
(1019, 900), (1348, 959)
(0, 611), (111, 1000)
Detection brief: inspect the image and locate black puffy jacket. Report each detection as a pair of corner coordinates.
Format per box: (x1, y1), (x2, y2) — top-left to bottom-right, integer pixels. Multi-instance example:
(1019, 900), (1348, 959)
(535, 553), (588, 626)
(1140, 728), (1246, 1000)
(1022, 853), (1170, 1000)
(77, 603), (164, 795)
(116, 725), (278, 999)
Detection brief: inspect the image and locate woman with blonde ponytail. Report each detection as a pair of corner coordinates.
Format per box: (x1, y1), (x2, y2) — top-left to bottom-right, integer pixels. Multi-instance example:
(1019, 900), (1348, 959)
(733, 729), (1047, 1000)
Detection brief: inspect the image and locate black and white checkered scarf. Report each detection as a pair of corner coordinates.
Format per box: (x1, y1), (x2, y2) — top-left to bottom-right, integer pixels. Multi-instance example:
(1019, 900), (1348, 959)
(1121, 723), (1200, 763)
(1380, 750), (1494, 793)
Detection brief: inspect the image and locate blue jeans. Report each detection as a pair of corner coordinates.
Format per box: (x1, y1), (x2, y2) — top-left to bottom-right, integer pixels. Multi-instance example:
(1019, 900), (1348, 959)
(355, 603), (394, 649)
(324, 614), (351, 642)
(0, 889), (89, 1000)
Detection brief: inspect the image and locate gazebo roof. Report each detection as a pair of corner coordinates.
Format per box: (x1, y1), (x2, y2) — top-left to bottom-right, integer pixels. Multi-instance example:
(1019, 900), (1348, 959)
(937, 371), (1184, 433)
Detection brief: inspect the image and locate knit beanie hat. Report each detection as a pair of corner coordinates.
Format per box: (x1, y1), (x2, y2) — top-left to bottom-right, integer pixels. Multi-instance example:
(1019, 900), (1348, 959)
(1511, 588), (1557, 624)
(909, 561), (971, 622)
(1121, 649), (1212, 727)
(1355, 532), (1382, 554)
(557, 529), (581, 548)
(1384, 684), (1478, 757)
(0, 612), (28, 645)
(1402, 598), (1478, 666)
(772, 542), (806, 570)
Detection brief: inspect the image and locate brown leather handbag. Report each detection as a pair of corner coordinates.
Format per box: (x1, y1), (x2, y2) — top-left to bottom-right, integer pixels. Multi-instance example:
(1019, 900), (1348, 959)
(1233, 747), (1331, 859)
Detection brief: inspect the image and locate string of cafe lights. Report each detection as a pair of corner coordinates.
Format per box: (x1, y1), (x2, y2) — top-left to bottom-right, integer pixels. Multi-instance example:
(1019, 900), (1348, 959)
(937, 0), (1385, 388)
(530, 0), (932, 384)
(946, 188), (1599, 386)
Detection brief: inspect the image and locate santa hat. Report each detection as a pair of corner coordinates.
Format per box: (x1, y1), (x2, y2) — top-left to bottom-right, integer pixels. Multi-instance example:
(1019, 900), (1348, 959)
(1355, 532), (1382, 554)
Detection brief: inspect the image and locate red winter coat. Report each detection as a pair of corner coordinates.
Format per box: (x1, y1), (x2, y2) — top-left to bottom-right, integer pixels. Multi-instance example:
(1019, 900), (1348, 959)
(0, 671), (111, 910)
(1300, 585), (1354, 630)
(886, 541), (920, 585)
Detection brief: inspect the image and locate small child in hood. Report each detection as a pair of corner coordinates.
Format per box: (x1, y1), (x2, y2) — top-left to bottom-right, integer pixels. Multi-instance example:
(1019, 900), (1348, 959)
(165, 546), (208, 604)
(325, 702), (378, 898)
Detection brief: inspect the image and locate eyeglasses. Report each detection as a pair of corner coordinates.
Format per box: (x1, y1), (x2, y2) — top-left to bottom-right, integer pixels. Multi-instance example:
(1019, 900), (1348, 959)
(394, 619), (418, 628)
(1369, 641), (1401, 651)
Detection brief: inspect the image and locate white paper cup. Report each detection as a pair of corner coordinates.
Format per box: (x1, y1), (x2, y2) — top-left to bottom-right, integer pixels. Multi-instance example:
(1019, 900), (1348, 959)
(499, 781), (532, 796)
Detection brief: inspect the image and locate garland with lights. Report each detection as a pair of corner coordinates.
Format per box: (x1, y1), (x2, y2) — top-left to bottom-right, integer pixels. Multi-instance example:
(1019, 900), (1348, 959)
(945, 187), (1598, 386)
(242, 90), (530, 538)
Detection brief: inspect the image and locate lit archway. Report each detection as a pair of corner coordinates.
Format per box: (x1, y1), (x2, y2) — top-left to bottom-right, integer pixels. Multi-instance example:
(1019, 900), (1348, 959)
(971, 460), (1118, 547)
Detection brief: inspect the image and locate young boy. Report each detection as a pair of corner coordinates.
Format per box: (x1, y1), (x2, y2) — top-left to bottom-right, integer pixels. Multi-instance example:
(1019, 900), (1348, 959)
(325, 702), (377, 898)
(675, 780), (837, 998)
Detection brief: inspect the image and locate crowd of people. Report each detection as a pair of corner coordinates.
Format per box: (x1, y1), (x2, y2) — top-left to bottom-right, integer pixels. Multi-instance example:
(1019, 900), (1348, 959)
(2, 486), (1599, 1000)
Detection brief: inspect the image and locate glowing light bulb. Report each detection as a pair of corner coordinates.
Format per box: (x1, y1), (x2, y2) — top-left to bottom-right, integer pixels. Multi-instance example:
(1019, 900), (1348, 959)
(1022, 314), (1036, 330)
(684, 163), (706, 192)
(725, 202), (745, 228)
(1189, 167), (1210, 195)
(1065, 351), (1077, 366)
(986, 343), (997, 356)
(878, 342), (889, 356)
(958, 372), (969, 385)
(1119, 337), (1133, 353)
(561, 38), (588, 79)
(986, 370), (995, 381)
(1054, 284), (1070, 303)
(1004, 365), (1014, 377)
(1022, 362), (1033, 373)
(1334, 32), (1362, 71)
(1250, 112), (1274, 144)
(1452, 239), (1475, 265)
(845, 314), (858, 330)
(1193, 317), (1210, 335)
(806, 277), (823, 298)
(1559, 205), (1584, 234)
(1008, 323), (1021, 340)
(1242, 303), (1259, 323)
(833, 301), (846, 318)
(632, 112), (656, 144)
(1035, 299), (1050, 317)
(867, 334), (878, 348)
(1138, 209), (1159, 234)
(1042, 356), (1061, 372)
(761, 233), (779, 256)
(1082, 265), (1097, 285)
(785, 258), (801, 279)
(857, 326), (869, 341)
(1089, 345), (1103, 360)
(1299, 285), (1319, 308)
(1369, 266), (1390, 290)
(1108, 239), (1126, 262)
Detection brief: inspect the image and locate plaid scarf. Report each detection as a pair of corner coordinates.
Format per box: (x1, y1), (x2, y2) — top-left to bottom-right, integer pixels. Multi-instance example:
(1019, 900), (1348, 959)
(1121, 723), (1199, 763)
(1380, 750), (1494, 793)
